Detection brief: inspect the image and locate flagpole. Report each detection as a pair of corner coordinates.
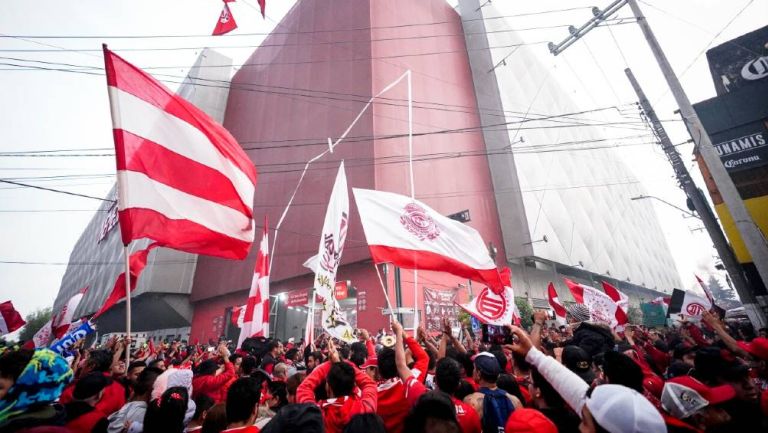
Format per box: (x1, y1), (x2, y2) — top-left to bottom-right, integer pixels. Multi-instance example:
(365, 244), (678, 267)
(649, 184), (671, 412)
(375, 263), (396, 321)
(407, 70), (419, 331)
(123, 244), (131, 366)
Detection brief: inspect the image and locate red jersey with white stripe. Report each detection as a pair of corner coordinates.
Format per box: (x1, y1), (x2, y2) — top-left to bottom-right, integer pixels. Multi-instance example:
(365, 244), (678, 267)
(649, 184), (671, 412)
(377, 376), (427, 433)
(452, 396), (482, 433)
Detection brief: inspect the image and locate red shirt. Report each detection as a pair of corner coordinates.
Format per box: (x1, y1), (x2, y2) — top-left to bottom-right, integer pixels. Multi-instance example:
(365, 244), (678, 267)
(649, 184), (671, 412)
(296, 361), (377, 433)
(60, 373), (126, 416)
(378, 376), (427, 433)
(452, 396), (482, 433)
(192, 362), (236, 404)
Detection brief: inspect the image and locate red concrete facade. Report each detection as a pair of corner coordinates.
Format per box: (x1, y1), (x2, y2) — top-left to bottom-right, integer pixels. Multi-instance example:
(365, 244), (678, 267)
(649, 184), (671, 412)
(189, 0), (505, 341)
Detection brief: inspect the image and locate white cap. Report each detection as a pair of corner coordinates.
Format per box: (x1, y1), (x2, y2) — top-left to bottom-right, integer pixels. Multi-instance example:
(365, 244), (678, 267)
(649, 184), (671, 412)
(288, 337), (295, 343)
(585, 384), (666, 433)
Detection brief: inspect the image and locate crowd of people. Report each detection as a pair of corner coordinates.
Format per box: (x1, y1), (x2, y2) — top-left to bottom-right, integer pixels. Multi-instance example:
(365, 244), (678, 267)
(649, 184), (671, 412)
(1, 308), (767, 433)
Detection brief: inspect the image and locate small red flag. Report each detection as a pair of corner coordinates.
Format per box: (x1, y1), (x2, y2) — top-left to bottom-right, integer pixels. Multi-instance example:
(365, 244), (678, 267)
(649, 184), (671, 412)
(0, 301), (26, 335)
(213, 3), (238, 36)
(257, 0), (266, 18)
(92, 243), (159, 319)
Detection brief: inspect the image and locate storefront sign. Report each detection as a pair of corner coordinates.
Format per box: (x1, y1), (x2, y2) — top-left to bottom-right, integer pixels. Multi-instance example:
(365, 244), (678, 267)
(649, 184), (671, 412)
(286, 289), (310, 307)
(357, 289), (367, 312)
(712, 122), (768, 172)
(423, 287), (457, 332)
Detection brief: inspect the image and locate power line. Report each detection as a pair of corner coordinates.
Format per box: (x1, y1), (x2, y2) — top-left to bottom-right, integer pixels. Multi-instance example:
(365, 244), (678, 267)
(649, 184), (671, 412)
(0, 179), (115, 202)
(0, 8), (594, 40)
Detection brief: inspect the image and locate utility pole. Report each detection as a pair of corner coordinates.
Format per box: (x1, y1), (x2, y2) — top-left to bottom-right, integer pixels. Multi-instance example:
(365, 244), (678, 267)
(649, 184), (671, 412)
(547, 0), (768, 327)
(625, 68), (764, 327)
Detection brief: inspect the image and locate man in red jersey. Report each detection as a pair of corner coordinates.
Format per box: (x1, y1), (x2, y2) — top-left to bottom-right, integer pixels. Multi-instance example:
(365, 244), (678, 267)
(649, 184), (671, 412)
(296, 340), (377, 433)
(375, 321), (430, 433)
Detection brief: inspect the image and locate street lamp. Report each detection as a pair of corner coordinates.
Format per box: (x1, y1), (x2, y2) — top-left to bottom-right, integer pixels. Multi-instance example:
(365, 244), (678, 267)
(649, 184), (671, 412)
(630, 195), (700, 219)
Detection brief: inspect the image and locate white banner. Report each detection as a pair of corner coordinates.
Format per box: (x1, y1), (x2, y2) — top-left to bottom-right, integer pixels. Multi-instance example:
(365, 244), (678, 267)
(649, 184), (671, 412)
(313, 162), (355, 342)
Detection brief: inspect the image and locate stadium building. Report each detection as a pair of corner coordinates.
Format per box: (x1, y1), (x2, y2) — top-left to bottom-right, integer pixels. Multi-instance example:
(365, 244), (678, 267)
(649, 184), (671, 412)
(54, 0), (680, 342)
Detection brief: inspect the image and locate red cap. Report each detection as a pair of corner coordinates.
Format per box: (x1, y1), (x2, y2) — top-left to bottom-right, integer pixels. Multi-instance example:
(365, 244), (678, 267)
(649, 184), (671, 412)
(737, 337), (768, 361)
(667, 376), (736, 405)
(361, 357), (378, 369)
(504, 408), (558, 433)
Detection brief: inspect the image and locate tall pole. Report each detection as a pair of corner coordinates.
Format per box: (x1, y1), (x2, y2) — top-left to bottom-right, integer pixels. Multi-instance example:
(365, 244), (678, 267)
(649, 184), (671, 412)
(626, 0), (768, 326)
(407, 70), (420, 331)
(123, 244), (131, 366)
(625, 68), (764, 327)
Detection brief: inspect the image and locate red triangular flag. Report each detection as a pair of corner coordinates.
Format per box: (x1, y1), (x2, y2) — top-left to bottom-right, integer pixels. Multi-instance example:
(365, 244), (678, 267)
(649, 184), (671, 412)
(213, 3), (238, 36)
(547, 283), (567, 325)
(92, 243), (159, 319)
(0, 301), (26, 335)
(257, 0), (266, 18)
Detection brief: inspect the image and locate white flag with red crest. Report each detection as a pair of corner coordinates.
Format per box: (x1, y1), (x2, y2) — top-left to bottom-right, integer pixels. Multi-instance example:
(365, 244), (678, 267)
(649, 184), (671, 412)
(238, 220), (270, 348)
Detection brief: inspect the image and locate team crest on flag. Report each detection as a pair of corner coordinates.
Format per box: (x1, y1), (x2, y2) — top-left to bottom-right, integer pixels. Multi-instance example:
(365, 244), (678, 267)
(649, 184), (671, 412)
(458, 286), (515, 326)
(400, 203), (440, 241)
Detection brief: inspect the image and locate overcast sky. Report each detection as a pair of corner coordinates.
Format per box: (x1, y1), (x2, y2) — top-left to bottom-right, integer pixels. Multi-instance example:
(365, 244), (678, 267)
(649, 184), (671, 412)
(1, 0), (765, 335)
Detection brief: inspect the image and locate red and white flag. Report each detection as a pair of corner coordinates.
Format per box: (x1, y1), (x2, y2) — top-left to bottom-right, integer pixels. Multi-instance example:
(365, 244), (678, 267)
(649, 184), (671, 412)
(651, 296), (670, 306)
(238, 220), (270, 348)
(231, 304), (245, 328)
(212, 3), (238, 36)
(695, 275), (716, 307)
(668, 288), (712, 318)
(0, 301), (26, 335)
(92, 243), (159, 319)
(459, 267), (518, 325)
(564, 278), (628, 328)
(459, 286), (516, 326)
(547, 283), (567, 326)
(30, 319), (54, 348)
(353, 188), (504, 293)
(52, 287), (87, 338)
(601, 281), (629, 316)
(103, 47), (257, 260)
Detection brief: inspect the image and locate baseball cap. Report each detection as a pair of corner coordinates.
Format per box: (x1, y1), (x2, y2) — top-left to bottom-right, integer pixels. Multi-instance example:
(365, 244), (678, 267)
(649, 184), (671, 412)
(361, 357), (378, 369)
(73, 372), (109, 400)
(737, 337), (768, 360)
(666, 376), (735, 405)
(472, 352), (500, 376)
(504, 408), (558, 433)
(586, 384), (666, 433)
(562, 345), (595, 384)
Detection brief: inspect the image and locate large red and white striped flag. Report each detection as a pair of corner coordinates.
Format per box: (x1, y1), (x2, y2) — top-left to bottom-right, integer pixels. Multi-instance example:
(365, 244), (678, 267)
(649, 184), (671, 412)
(238, 220), (270, 348)
(0, 301), (26, 336)
(547, 283), (567, 326)
(353, 188), (505, 293)
(564, 278), (628, 328)
(103, 47), (257, 260)
(601, 281), (629, 316)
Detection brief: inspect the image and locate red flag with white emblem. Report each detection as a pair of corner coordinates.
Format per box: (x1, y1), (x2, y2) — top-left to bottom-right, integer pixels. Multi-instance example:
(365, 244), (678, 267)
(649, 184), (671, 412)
(238, 219), (270, 347)
(52, 287), (88, 338)
(213, 3), (238, 36)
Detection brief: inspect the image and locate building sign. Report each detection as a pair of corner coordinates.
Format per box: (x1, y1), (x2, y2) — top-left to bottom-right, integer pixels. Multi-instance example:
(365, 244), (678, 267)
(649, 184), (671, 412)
(712, 122), (768, 172)
(357, 289), (367, 312)
(423, 287), (457, 332)
(707, 25), (768, 95)
(284, 281), (352, 308)
(286, 289), (309, 307)
(97, 204), (119, 243)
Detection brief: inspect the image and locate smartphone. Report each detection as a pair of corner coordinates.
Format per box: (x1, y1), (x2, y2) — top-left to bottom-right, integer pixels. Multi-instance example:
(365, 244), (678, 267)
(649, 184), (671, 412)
(481, 324), (515, 345)
(207, 347), (215, 353)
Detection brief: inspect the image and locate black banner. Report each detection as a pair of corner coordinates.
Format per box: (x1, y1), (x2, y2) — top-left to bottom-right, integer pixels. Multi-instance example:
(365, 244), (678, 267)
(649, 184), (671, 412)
(707, 25), (768, 95)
